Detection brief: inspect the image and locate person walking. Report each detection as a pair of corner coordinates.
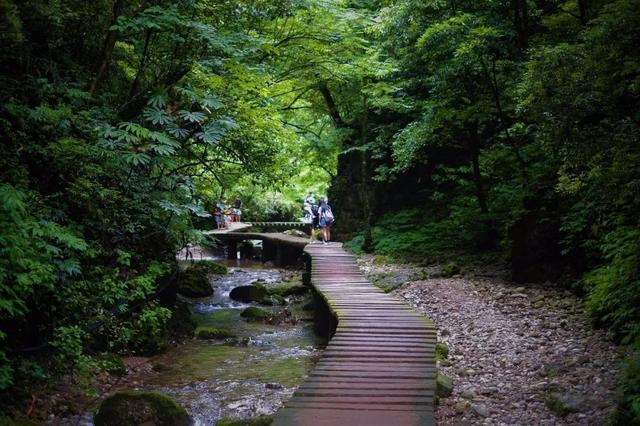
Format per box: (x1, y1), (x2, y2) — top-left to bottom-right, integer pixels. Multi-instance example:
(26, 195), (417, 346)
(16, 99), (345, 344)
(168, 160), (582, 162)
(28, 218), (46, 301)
(309, 202), (320, 243)
(318, 197), (334, 244)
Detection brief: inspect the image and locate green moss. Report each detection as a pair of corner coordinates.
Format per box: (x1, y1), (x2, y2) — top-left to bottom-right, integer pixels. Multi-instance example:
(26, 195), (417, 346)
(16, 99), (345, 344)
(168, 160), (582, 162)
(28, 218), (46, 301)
(166, 301), (196, 340)
(190, 260), (228, 275)
(373, 255), (390, 265)
(436, 373), (453, 398)
(216, 416), (273, 426)
(177, 267), (213, 298)
(177, 261), (226, 298)
(441, 262), (461, 277)
(435, 343), (449, 361)
(94, 391), (190, 426)
(196, 327), (236, 339)
(268, 284), (308, 298)
(240, 307), (270, 322)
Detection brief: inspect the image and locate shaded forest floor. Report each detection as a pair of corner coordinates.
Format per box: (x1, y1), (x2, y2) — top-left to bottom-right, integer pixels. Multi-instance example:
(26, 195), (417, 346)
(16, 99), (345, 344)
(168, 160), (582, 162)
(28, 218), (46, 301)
(357, 256), (624, 425)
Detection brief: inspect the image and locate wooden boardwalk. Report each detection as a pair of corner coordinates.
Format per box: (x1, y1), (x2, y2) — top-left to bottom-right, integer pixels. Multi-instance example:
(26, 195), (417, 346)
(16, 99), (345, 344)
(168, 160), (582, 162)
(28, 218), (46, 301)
(274, 243), (437, 426)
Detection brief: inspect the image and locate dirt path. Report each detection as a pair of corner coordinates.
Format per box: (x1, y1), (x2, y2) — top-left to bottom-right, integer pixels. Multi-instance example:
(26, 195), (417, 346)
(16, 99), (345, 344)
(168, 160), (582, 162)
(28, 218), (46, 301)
(358, 256), (622, 425)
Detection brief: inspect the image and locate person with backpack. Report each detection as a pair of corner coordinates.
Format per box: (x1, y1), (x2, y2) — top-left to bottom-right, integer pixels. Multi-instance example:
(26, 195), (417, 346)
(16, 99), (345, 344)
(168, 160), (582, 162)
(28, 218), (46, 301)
(309, 202), (320, 243)
(318, 197), (334, 244)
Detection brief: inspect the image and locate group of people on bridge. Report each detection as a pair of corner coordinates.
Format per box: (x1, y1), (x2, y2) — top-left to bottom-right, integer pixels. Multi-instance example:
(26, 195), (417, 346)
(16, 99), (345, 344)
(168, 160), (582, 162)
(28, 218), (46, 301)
(214, 196), (242, 229)
(303, 191), (334, 244)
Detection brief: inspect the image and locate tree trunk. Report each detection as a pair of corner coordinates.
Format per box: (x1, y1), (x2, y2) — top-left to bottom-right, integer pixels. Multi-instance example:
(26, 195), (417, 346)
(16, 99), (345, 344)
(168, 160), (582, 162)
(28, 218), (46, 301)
(511, 0), (529, 50)
(578, 0), (588, 24)
(469, 127), (488, 214)
(128, 28), (153, 102)
(89, 0), (126, 97)
(318, 81), (345, 128)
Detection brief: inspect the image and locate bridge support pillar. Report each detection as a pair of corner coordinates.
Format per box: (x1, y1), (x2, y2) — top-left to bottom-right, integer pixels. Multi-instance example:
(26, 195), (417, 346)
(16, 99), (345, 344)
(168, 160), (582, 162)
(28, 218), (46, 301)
(226, 241), (237, 259)
(262, 241), (275, 263)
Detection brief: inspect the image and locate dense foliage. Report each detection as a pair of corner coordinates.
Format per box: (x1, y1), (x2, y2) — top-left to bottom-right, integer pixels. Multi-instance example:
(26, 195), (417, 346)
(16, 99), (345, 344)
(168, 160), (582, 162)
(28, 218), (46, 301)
(0, 0), (337, 411)
(1, 0), (639, 422)
(324, 0), (640, 421)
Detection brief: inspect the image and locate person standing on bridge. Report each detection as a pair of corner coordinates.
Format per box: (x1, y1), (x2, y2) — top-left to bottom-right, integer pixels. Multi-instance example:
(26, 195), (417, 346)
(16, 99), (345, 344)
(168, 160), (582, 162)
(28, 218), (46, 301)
(318, 197), (334, 244)
(232, 196), (242, 222)
(215, 197), (227, 229)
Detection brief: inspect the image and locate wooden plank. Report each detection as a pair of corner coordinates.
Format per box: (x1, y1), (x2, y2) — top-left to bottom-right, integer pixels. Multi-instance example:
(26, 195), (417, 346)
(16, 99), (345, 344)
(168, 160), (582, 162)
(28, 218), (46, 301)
(273, 243), (435, 426)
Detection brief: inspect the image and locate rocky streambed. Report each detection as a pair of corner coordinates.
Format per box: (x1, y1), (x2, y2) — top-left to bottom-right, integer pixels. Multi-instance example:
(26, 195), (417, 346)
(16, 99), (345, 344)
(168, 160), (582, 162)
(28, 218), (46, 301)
(358, 256), (623, 425)
(48, 263), (325, 426)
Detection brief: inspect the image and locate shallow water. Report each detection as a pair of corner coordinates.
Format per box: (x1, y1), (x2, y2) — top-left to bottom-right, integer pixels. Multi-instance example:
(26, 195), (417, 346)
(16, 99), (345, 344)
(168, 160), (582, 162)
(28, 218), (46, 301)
(53, 259), (324, 426)
(147, 265), (324, 424)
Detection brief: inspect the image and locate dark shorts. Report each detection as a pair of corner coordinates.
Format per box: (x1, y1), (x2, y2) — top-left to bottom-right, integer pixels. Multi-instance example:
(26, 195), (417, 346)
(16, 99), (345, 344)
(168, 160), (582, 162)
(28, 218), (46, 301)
(320, 218), (333, 228)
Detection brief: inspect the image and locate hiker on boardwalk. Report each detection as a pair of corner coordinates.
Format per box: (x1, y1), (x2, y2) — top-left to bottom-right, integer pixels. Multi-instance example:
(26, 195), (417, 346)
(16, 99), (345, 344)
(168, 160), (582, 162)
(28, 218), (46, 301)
(231, 196), (242, 222)
(303, 191), (315, 223)
(214, 197), (227, 229)
(309, 202), (320, 243)
(318, 197), (334, 244)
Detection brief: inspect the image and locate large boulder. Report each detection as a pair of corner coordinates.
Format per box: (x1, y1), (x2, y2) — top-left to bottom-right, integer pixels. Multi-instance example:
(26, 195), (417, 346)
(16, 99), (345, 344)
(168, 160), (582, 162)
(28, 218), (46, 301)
(177, 261), (226, 298)
(230, 284), (268, 303)
(94, 391), (191, 426)
(240, 307), (270, 322)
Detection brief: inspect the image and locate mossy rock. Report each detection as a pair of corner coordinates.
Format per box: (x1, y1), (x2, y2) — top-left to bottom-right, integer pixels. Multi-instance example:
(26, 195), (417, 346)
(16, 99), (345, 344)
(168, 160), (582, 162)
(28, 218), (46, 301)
(216, 416), (273, 426)
(436, 373), (453, 398)
(373, 255), (390, 265)
(190, 261), (228, 275)
(441, 262), (461, 277)
(93, 391), (191, 426)
(240, 307), (270, 322)
(177, 267), (213, 298)
(167, 301), (196, 339)
(229, 284), (268, 303)
(435, 343), (449, 361)
(196, 327), (236, 339)
(268, 284), (308, 298)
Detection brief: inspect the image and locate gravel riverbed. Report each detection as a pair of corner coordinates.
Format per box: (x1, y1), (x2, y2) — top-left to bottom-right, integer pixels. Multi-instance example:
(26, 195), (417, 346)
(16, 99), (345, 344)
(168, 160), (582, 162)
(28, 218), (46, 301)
(358, 256), (623, 425)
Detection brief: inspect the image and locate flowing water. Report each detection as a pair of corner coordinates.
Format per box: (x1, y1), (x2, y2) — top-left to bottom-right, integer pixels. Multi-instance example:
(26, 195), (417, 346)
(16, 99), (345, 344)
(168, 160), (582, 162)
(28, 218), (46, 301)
(54, 252), (325, 426)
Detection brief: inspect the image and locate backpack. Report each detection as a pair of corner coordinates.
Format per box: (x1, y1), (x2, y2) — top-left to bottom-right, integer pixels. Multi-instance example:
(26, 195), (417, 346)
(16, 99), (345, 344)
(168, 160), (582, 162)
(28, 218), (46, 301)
(323, 207), (334, 221)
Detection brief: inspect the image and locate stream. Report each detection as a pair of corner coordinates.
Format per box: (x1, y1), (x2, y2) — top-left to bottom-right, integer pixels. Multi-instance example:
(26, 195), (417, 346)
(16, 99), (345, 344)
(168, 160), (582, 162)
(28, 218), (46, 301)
(54, 251), (325, 426)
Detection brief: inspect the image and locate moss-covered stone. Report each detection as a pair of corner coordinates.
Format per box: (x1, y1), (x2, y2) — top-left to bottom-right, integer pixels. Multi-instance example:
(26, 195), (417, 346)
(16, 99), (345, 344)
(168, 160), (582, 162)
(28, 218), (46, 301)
(229, 284), (268, 303)
(167, 301), (196, 339)
(240, 307), (270, 322)
(177, 267), (213, 298)
(196, 327), (236, 339)
(435, 343), (449, 361)
(191, 260), (228, 275)
(436, 373), (453, 398)
(216, 416), (273, 426)
(441, 262), (461, 277)
(268, 284), (308, 298)
(93, 391), (190, 426)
